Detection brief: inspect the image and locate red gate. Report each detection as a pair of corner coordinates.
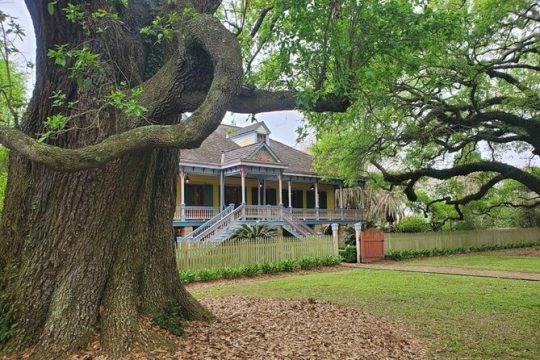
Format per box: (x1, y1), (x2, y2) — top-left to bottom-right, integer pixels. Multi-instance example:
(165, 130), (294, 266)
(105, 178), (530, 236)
(360, 229), (385, 263)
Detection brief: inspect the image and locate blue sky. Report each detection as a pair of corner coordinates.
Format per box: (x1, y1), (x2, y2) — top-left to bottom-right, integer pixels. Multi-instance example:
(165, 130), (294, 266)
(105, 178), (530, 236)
(2, 1), (309, 150)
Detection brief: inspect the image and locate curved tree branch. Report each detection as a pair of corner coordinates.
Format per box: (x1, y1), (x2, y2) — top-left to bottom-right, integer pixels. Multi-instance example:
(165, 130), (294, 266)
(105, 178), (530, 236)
(372, 160), (540, 200)
(229, 86), (351, 113)
(0, 14), (243, 172)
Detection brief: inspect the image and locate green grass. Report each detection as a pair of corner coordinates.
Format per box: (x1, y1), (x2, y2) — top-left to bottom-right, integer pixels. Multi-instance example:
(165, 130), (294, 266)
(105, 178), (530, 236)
(402, 251), (540, 273)
(192, 269), (540, 359)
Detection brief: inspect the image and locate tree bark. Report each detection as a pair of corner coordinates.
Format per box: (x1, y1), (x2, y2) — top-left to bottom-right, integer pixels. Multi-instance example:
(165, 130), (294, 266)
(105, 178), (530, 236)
(0, 147), (210, 358)
(0, 1), (214, 358)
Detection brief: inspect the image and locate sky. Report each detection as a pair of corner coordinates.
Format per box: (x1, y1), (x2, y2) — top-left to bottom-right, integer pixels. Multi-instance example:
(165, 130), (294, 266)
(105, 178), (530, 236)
(1, 1), (310, 150)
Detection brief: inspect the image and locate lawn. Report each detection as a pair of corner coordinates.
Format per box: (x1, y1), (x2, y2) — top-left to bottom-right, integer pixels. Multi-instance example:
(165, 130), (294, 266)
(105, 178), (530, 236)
(192, 269), (540, 359)
(401, 249), (540, 273)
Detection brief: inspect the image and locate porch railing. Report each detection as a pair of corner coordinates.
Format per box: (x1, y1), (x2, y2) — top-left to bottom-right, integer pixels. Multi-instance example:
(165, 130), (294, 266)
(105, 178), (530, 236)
(244, 205), (283, 219)
(291, 208), (364, 221)
(175, 205), (364, 222)
(174, 206), (220, 220)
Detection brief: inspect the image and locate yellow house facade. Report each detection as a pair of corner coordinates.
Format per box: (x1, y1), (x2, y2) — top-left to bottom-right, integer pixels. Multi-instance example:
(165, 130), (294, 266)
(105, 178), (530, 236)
(173, 122), (364, 241)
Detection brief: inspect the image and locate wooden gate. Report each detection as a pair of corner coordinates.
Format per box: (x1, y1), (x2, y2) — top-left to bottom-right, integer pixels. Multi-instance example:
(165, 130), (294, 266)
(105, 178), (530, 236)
(360, 229), (385, 263)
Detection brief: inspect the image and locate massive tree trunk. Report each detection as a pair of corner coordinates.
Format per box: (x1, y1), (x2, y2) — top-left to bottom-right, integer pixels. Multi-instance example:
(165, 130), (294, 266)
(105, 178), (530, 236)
(0, 1), (218, 358)
(1, 148), (210, 358)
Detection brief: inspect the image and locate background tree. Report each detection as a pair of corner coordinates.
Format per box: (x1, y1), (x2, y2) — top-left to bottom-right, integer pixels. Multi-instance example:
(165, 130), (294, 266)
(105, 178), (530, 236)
(0, 11), (28, 217)
(0, 0), (412, 358)
(312, 0), (540, 222)
(338, 185), (406, 230)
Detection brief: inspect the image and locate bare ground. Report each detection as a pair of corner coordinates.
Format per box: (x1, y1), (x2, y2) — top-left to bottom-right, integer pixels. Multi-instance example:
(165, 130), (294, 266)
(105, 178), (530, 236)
(96, 297), (424, 360)
(26, 296), (423, 360)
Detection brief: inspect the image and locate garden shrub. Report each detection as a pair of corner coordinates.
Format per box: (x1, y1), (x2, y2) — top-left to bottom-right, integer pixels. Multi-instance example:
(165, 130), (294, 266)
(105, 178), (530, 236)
(339, 245), (357, 263)
(180, 270), (197, 283)
(260, 262), (279, 274)
(179, 255), (344, 283)
(277, 259), (296, 272)
(197, 268), (220, 281)
(320, 255), (342, 266)
(239, 264), (259, 277)
(219, 267), (238, 279)
(298, 257), (316, 270)
(386, 240), (540, 260)
(397, 215), (431, 233)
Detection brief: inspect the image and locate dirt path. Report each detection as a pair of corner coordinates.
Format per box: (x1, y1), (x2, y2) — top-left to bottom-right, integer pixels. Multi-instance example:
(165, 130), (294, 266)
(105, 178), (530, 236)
(343, 263), (540, 281)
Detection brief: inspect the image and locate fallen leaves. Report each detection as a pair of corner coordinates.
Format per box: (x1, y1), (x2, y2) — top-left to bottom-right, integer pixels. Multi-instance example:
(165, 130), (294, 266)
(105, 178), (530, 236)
(8, 296), (427, 359)
(169, 297), (426, 359)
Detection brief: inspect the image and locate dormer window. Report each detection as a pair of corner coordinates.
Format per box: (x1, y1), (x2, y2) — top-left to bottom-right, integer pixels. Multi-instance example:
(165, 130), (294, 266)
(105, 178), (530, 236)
(230, 122), (271, 147)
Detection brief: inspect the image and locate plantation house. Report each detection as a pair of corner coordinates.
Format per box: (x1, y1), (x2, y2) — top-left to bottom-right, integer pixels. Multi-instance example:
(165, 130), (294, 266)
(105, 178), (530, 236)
(174, 122), (364, 242)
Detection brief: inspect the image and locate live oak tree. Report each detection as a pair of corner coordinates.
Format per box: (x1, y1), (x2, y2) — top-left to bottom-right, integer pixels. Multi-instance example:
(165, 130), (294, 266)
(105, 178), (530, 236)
(2, 0), (525, 358)
(312, 0), (540, 222)
(0, 0), (375, 358)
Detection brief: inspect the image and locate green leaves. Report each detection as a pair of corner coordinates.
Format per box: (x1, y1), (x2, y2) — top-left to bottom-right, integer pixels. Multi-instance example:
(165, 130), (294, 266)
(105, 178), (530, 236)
(140, 12), (178, 44)
(105, 86), (147, 118)
(47, 44), (101, 91)
(309, 1), (539, 218)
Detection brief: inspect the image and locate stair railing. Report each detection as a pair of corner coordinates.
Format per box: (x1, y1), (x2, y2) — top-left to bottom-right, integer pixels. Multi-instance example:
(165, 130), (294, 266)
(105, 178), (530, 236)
(282, 207), (315, 236)
(178, 204), (233, 242)
(184, 204), (245, 243)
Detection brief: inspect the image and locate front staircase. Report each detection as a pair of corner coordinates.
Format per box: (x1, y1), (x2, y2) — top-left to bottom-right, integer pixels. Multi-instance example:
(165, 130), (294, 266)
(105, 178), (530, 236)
(178, 205), (317, 244)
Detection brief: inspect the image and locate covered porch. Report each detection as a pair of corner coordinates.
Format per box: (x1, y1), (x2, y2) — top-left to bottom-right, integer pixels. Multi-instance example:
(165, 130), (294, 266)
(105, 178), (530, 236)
(174, 161), (363, 226)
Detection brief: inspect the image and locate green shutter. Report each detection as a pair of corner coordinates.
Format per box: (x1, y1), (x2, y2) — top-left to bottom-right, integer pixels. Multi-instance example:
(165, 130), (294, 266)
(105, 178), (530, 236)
(306, 191), (315, 208)
(319, 191), (327, 209)
(204, 185), (213, 206)
(266, 188), (277, 205)
(185, 184), (195, 206)
(251, 187), (259, 205)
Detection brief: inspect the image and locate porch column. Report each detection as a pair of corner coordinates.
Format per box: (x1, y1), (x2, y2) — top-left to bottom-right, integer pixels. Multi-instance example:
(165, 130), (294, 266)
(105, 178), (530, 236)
(288, 180), (292, 208)
(339, 183), (344, 208)
(339, 182), (344, 220)
(257, 178), (261, 205)
(354, 222), (363, 263)
(263, 179), (266, 205)
(240, 167), (246, 205)
(315, 180), (319, 220)
(219, 170), (225, 211)
(331, 223), (339, 256)
(278, 171), (283, 206)
(180, 168), (186, 221)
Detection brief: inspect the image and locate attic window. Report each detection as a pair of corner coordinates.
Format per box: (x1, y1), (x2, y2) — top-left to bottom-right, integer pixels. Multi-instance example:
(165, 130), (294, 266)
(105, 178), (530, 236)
(257, 134), (267, 143)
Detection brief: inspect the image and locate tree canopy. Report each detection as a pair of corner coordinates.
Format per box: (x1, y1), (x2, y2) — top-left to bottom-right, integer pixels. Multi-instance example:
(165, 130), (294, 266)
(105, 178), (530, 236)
(0, 0), (538, 358)
(311, 0), (539, 221)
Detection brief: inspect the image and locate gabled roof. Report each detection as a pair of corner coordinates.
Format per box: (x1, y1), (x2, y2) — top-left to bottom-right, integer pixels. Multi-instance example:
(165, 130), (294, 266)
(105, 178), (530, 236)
(230, 122), (271, 138)
(180, 124), (316, 175)
(223, 142), (281, 164)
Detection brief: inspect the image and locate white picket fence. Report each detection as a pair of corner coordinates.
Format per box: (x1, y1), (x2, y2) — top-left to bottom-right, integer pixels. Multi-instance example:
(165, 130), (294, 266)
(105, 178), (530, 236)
(176, 235), (336, 271)
(385, 227), (540, 252)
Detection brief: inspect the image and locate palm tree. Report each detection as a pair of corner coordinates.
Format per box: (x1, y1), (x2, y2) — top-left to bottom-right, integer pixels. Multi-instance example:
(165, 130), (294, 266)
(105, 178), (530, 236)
(338, 185), (406, 229)
(229, 224), (277, 242)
